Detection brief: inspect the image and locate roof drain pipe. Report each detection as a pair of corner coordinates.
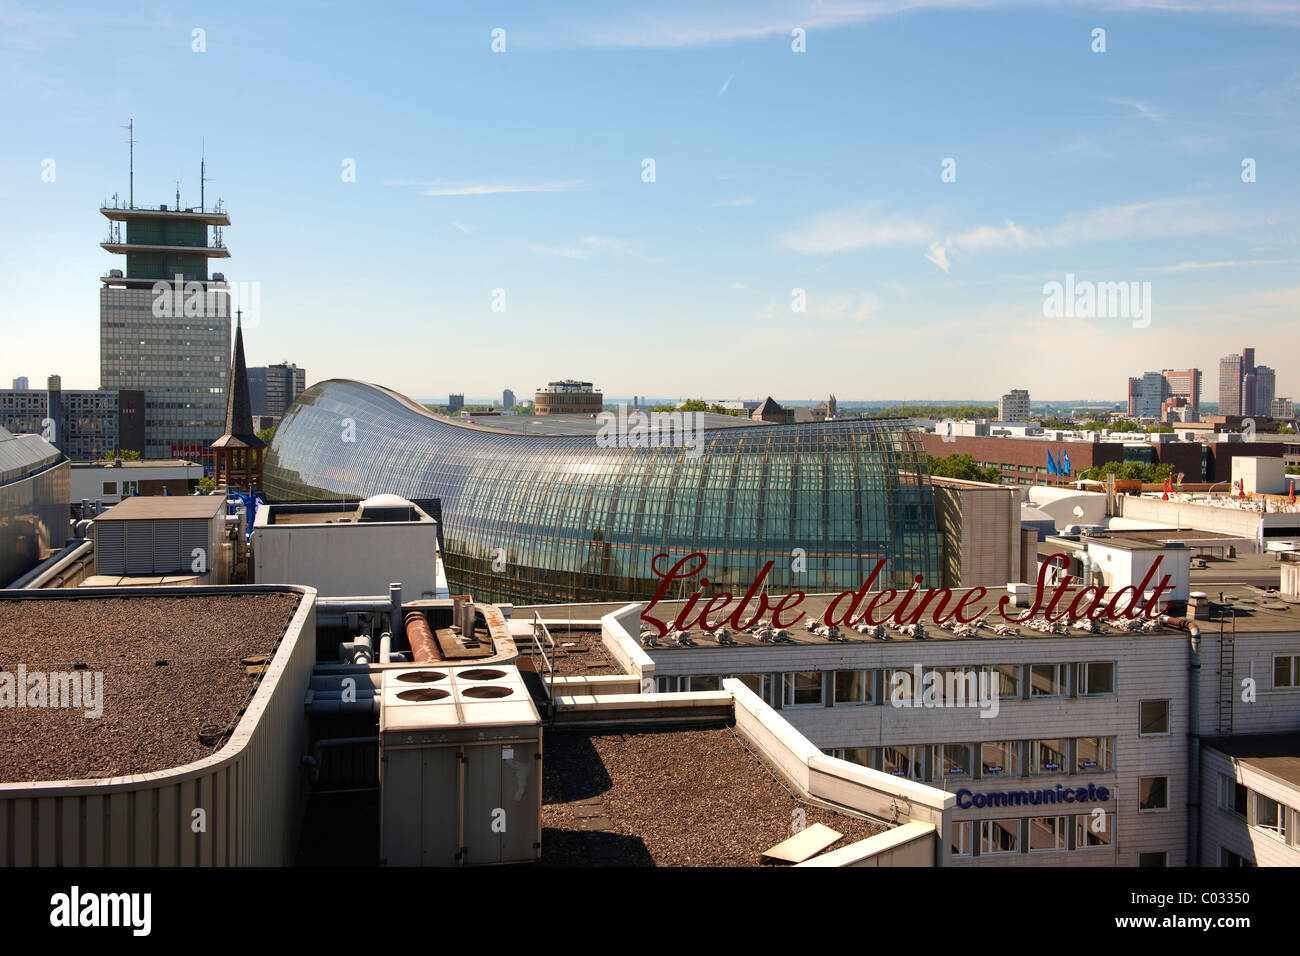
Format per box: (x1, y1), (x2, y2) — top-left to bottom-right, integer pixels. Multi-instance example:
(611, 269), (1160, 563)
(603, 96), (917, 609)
(406, 610), (440, 663)
(1160, 613), (1201, 866)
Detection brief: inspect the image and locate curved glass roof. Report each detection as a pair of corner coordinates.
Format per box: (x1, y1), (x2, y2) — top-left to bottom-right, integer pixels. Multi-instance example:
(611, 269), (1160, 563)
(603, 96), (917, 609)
(265, 379), (941, 605)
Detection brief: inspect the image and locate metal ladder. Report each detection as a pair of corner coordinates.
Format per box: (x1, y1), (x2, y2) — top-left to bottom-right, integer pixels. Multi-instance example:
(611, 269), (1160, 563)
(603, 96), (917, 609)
(1217, 611), (1235, 733)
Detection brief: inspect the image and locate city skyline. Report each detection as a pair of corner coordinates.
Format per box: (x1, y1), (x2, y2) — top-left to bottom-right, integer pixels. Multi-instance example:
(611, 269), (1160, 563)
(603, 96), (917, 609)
(3, 0), (1297, 401)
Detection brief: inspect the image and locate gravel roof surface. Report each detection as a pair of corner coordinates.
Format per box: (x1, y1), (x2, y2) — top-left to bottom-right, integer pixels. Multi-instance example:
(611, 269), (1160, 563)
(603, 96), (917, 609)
(0, 592), (301, 783)
(542, 724), (885, 866)
(547, 627), (621, 677)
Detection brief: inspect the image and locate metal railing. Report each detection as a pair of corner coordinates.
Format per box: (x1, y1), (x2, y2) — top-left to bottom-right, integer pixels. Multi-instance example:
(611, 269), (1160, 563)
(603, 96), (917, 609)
(530, 611), (556, 707)
(101, 198), (227, 215)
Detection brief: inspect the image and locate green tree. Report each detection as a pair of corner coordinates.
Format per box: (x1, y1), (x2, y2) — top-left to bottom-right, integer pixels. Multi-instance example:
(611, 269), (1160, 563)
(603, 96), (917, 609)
(197, 477), (216, 494)
(928, 453), (1001, 484)
(256, 424), (277, 445)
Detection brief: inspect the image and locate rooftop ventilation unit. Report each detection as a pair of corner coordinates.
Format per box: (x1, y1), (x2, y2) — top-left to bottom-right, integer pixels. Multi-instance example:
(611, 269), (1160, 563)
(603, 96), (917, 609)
(380, 663), (540, 866)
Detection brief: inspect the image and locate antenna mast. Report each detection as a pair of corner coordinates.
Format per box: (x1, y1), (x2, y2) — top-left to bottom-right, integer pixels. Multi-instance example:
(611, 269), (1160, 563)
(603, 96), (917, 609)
(124, 119), (135, 208)
(200, 139), (206, 210)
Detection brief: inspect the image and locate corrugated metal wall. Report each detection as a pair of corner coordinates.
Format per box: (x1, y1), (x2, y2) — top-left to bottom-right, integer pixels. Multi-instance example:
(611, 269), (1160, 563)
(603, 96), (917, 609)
(0, 585), (317, 866)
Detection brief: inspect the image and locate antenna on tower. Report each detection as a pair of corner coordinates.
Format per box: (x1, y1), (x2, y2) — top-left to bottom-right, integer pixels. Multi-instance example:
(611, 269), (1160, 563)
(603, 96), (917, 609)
(200, 139), (206, 211)
(175, 179), (181, 210)
(123, 119), (135, 208)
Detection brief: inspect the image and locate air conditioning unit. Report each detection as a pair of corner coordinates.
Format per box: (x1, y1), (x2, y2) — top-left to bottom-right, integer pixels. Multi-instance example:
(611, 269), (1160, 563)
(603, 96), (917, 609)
(380, 663), (541, 866)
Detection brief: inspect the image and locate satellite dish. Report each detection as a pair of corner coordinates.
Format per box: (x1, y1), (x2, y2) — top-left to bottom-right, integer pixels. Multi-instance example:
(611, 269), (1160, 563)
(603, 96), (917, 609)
(1072, 506), (1085, 518)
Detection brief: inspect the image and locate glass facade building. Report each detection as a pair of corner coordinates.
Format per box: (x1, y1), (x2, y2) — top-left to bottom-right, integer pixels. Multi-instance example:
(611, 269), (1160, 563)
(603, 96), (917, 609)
(264, 380), (942, 605)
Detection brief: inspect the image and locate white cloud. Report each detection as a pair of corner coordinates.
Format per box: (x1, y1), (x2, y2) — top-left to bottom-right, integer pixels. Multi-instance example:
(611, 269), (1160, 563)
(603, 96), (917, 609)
(779, 201), (934, 254)
(717, 72), (734, 96)
(450, 221), (471, 233)
(1108, 97), (1167, 122)
(714, 196), (756, 206)
(925, 241), (951, 273)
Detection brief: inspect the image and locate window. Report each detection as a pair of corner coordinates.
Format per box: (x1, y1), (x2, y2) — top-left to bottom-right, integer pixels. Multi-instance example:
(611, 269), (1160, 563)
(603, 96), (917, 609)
(1028, 816), (1067, 852)
(1076, 737), (1115, 773)
(102, 481), (117, 494)
(1030, 738), (1068, 775)
(882, 745), (923, 780)
(1030, 663), (1066, 697)
(885, 668), (915, 704)
(1220, 847), (1253, 867)
(834, 747), (875, 768)
(1077, 661), (1115, 696)
(1139, 776), (1169, 812)
(1139, 851), (1168, 867)
(782, 672), (824, 707)
(951, 821), (972, 858)
(833, 670), (873, 704)
(981, 741), (1020, 777)
(984, 664), (1019, 699)
(681, 675), (720, 692)
(1273, 655), (1299, 690)
(731, 673), (770, 702)
(1075, 811), (1114, 849)
(980, 819), (1020, 855)
(1219, 775), (1247, 816)
(1255, 794), (1289, 840)
(654, 676), (678, 693)
(1140, 700), (1170, 735)
(933, 743), (972, 778)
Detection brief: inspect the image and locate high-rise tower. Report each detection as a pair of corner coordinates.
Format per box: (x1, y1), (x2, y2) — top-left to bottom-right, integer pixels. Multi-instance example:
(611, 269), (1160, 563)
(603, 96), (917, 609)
(99, 128), (231, 463)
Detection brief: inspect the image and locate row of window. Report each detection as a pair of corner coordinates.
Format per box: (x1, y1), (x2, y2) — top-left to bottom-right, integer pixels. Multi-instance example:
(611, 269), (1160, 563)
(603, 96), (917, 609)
(1218, 775), (1300, 848)
(952, 813), (1116, 857)
(662, 668), (1173, 730)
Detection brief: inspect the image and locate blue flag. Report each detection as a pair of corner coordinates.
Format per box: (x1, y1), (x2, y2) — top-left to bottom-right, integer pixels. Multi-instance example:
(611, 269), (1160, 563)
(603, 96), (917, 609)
(1061, 450), (1072, 475)
(1047, 450), (1059, 475)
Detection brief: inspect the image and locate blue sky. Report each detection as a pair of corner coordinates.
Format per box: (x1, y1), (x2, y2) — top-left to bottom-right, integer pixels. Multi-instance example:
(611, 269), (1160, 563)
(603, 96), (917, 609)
(2, 0), (1297, 404)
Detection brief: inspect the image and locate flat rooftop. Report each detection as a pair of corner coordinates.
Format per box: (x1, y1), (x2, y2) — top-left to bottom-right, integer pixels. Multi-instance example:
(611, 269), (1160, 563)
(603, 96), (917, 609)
(0, 591), (301, 783)
(1204, 734), (1300, 790)
(541, 724), (884, 865)
(95, 495), (224, 521)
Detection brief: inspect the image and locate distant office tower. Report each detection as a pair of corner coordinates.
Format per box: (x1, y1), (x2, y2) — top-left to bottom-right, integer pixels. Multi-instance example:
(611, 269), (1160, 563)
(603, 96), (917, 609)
(1126, 377), (1142, 418)
(1161, 368), (1201, 418)
(1255, 366), (1276, 418)
(1219, 348), (1263, 416)
(503, 388), (516, 409)
(1137, 372), (1169, 420)
(99, 171), (231, 461)
(11, 377), (28, 391)
(448, 393), (465, 414)
(1272, 397), (1295, 420)
(535, 380), (603, 415)
(247, 364), (304, 418)
(998, 389), (1030, 421)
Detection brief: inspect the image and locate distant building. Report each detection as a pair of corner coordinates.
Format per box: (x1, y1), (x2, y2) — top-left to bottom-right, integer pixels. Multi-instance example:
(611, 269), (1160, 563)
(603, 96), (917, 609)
(0, 384), (145, 460)
(11, 377), (28, 390)
(1272, 397), (1295, 420)
(752, 396), (789, 424)
(534, 380), (603, 415)
(447, 393), (464, 414)
(99, 189), (231, 460)
(503, 388), (516, 409)
(1162, 368), (1201, 418)
(1256, 365), (1277, 418)
(248, 362), (306, 418)
(1138, 372), (1168, 420)
(1219, 348), (1261, 417)
(1126, 377), (1142, 418)
(998, 389), (1030, 422)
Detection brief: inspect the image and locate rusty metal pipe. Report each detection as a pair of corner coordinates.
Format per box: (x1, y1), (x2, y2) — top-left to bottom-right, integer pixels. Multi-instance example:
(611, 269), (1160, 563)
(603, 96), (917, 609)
(405, 610), (441, 663)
